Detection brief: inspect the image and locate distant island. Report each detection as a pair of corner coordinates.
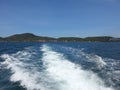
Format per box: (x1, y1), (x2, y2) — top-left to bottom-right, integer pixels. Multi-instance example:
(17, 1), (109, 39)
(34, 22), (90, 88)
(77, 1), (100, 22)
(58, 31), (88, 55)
(0, 33), (120, 42)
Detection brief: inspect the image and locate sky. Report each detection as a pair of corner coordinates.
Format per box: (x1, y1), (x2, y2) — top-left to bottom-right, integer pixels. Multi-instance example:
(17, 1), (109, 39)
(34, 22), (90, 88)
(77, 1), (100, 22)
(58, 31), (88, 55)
(0, 0), (120, 37)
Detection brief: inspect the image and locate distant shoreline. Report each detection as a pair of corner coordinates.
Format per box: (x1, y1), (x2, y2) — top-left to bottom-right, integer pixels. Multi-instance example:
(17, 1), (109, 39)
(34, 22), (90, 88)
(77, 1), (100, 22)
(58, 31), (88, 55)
(0, 33), (120, 42)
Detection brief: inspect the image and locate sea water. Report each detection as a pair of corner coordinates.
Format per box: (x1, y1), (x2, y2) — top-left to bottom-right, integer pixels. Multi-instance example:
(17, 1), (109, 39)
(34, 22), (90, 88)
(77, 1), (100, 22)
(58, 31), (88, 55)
(0, 42), (120, 90)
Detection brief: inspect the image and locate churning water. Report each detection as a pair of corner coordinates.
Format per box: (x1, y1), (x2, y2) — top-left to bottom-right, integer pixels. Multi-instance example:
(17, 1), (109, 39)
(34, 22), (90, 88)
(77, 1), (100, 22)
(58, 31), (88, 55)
(0, 42), (120, 90)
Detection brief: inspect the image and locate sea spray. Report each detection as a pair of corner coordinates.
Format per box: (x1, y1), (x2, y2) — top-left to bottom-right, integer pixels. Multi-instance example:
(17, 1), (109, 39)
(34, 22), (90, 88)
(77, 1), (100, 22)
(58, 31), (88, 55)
(0, 44), (115, 90)
(41, 45), (114, 90)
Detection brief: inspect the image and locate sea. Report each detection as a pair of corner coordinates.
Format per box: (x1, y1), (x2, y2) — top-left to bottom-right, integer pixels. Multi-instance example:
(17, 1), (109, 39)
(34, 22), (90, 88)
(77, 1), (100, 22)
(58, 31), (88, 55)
(0, 42), (120, 90)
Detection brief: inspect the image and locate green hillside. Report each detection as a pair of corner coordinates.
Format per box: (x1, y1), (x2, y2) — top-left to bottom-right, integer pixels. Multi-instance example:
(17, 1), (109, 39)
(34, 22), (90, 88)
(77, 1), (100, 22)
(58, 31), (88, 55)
(0, 33), (119, 42)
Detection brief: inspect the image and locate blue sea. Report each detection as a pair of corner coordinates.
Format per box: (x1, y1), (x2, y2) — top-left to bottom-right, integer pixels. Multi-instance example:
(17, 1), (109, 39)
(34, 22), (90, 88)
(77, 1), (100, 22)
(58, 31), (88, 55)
(0, 42), (120, 90)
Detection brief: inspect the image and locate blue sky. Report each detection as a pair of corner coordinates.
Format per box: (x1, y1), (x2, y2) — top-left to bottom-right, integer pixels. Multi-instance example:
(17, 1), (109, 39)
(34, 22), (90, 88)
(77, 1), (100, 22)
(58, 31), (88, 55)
(0, 0), (120, 37)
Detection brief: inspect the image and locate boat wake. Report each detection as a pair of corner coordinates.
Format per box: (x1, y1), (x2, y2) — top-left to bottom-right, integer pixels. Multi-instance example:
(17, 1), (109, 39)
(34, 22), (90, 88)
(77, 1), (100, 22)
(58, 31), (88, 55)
(0, 44), (115, 90)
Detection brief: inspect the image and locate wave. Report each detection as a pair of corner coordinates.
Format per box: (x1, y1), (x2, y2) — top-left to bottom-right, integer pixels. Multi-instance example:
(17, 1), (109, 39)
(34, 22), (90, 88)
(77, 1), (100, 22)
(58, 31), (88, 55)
(54, 45), (107, 69)
(55, 45), (120, 87)
(0, 45), (115, 90)
(0, 47), (47, 90)
(50, 45), (120, 89)
(41, 45), (114, 90)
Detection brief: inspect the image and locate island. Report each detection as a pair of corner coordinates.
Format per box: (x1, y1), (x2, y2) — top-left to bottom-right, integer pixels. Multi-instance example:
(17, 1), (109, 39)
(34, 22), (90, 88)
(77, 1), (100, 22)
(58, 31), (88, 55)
(0, 33), (120, 42)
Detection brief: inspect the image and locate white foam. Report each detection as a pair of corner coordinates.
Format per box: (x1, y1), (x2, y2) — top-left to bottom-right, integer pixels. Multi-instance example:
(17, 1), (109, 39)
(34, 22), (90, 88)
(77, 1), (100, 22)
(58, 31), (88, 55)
(88, 54), (107, 68)
(61, 46), (107, 69)
(0, 50), (52, 90)
(41, 45), (114, 90)
(0, 45), (115, 90)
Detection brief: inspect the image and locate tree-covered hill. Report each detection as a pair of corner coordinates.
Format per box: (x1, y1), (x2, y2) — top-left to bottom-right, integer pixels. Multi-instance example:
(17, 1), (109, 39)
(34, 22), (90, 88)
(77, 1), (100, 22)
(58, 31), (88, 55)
(0, 33), (119, 42)
(58, 37), (83, 42)
(0, 33), (56, 42)
(84, 36), (113, 42)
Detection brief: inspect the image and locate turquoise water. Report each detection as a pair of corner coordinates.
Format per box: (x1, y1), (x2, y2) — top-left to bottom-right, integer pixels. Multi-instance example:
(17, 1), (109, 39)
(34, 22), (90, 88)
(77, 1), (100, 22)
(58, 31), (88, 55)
(0, 42), (120, 90)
